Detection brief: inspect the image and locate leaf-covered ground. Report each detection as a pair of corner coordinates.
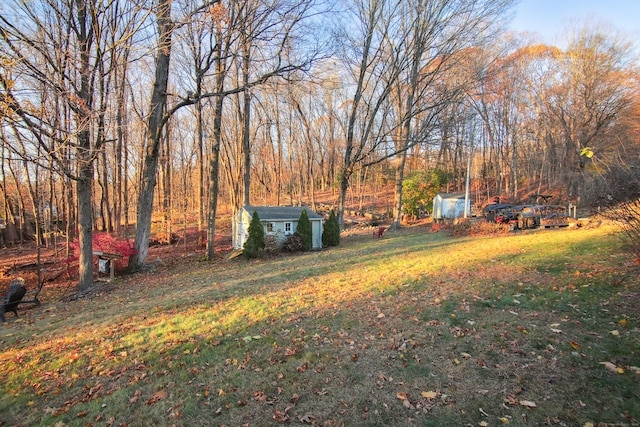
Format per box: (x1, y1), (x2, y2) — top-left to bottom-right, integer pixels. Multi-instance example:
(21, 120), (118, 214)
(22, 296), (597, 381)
(1, 224), (639, 426)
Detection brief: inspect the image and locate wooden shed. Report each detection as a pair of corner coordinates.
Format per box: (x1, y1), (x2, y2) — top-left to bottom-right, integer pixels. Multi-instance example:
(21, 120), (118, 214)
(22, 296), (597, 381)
(232, 206), (324, 250)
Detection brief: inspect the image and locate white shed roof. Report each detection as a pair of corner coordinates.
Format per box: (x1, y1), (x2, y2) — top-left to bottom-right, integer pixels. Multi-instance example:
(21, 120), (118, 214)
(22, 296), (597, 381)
(434, 192), (466, 200)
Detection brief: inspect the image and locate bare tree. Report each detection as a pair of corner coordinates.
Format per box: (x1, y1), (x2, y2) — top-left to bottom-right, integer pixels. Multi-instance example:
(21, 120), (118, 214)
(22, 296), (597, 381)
(333, 0), (403, 227)
(128, 0), (174, 270)
(0, 0), (145, 290)
(543, 24), (635, 200)
(388, 0), (514, 228)
(332, 0), (512, 227)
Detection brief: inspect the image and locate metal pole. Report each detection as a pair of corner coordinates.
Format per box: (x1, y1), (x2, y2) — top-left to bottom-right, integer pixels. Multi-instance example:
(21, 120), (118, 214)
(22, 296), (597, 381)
(464, 147), (472, 218)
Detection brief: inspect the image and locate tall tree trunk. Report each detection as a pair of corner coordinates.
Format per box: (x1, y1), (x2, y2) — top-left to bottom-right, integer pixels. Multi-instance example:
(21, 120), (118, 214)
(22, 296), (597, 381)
(206, 24), (226, 261)
(207, 95), (223, 259)
(162, 125), (172, 242)
(21, 156), (43, 295)
(275, 102), (282, 206)
(129, 0), (173, 270)
(196, 99), (205, 245)
(242, 64), (251, 207)
(338, 2), (377, 229)
(115, 83), (124, 233)
(0, 143), (13, 244)
(390, 1), (426, 231)
(65, 174), (74, 278)
(241, 9), (254, 208)
(75, 0), (97, 291)
(77, 147), (94, 291)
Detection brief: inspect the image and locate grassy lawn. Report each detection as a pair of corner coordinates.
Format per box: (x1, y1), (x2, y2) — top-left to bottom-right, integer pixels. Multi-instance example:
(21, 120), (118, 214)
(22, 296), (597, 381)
(1, 224), (639, 426)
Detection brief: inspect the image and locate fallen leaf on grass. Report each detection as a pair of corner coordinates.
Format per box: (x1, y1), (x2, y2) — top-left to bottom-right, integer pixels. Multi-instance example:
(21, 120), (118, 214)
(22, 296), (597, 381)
(146, 390), (167, 405)
(570, 341), (581, 350)
(421, 391), (438, 399)
(499, 416), (511, 423)
(599, 362), (624, 374)
(129, 389), (142, 404)
(519, 400), (537, 408)
(298, 414), (316, 424)
(273, 407), (291, 422)
(610, 330), (619, 336)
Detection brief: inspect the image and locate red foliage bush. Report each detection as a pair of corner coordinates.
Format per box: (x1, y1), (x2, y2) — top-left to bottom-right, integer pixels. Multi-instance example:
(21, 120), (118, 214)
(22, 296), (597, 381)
(68, 232), (136, 269)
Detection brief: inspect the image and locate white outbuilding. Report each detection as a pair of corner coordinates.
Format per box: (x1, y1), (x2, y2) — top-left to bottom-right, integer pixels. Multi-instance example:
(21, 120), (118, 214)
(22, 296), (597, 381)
(432, 193), (470, 220)
(232, 206), (324, 250)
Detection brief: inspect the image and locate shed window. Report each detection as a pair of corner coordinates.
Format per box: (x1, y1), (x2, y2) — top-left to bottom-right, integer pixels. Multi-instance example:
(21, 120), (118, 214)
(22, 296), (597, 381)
(264, 222), (275, 234)
(284, 222), (293, 235)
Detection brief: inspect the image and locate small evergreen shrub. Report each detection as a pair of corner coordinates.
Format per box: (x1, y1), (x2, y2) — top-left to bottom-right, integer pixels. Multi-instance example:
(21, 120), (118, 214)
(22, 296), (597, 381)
(244, 211), (265, 259)
(322, 209), (340, 247)
(282, 234), (305, 252)
(294, 209), (313, 251)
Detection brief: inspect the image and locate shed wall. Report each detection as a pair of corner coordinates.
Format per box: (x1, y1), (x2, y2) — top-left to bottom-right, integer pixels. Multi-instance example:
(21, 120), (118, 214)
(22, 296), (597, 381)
(232, 208), (323, 250)
(433, 194), (470, 219)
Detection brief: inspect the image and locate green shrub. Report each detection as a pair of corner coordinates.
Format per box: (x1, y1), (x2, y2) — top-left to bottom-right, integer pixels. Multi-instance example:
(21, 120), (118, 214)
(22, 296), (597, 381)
(322, 209), (340, 247)
(244, 211), (265, 259)
(402, 169), (450, 217)
(294, 209), (313, 251)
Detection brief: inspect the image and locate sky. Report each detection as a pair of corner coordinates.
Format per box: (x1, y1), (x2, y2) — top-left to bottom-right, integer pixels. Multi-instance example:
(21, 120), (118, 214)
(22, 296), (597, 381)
(509, 0), (640, 48)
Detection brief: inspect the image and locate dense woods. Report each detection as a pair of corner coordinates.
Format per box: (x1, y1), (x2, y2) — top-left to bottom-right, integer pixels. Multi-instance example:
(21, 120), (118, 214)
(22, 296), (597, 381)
(1, 0), (639, 289)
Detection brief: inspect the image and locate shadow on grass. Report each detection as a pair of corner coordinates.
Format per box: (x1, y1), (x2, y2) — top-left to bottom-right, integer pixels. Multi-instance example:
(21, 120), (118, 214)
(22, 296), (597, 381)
(1, 225), (637, 426)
